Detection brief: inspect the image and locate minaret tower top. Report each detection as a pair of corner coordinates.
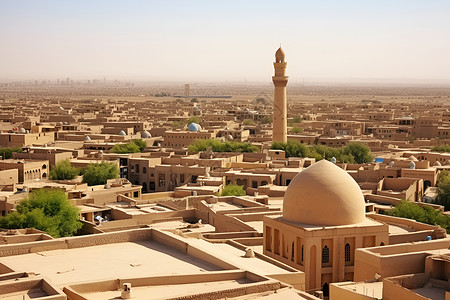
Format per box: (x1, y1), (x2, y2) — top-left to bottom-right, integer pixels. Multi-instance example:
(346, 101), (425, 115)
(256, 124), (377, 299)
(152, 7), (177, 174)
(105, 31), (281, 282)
(275, 47), (285, 63)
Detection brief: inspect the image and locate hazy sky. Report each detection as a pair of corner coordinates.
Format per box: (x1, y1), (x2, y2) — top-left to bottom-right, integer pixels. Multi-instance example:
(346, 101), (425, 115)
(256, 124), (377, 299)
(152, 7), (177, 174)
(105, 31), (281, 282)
(1, 0), (450, 83)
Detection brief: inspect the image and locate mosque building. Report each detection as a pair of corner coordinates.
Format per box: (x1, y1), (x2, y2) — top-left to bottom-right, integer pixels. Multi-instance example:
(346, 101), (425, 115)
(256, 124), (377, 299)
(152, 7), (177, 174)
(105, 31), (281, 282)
(263, 160), (389, 294)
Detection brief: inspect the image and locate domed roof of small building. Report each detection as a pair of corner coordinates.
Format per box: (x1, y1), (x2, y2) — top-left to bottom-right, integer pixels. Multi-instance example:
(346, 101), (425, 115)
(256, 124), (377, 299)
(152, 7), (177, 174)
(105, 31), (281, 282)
(141, 130), (151, 138)
(84, 136), (91, 141)
(194, 106), (199, 111)
(434, 161), (442, 166)
(283, 160), (366, 226)
(188, 123), (199, 132)
(118, 130), (126, 136)
(275, 47), (285, 62)
(409, 161), (416, 169)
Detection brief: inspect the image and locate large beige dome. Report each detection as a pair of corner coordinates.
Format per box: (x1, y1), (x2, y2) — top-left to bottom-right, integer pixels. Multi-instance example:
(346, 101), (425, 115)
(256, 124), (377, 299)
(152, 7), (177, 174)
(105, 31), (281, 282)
(283, 160), (365, 226)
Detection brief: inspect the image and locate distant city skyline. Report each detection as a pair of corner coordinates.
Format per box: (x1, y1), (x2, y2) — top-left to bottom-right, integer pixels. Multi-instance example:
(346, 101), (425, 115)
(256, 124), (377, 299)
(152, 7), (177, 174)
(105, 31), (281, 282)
(1, 0), (450, 83)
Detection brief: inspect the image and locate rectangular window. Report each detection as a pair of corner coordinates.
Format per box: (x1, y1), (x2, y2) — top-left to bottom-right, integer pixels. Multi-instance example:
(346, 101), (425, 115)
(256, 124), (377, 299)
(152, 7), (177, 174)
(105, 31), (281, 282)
(159, 174), (165, 187)
(265, 226), (272, 252)
(274, 229), (280, 255)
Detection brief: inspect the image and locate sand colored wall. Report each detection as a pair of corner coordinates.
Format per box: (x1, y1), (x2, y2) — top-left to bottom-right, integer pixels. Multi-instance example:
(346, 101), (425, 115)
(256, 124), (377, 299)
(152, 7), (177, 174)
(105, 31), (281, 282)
(0, 169), (18, 186)
(354, 239), (450, 281)
(330, 282), (378, 300)
(382, 277), (429, 300)
(0, 277), (66, 299)
(0, 228), (153, 257)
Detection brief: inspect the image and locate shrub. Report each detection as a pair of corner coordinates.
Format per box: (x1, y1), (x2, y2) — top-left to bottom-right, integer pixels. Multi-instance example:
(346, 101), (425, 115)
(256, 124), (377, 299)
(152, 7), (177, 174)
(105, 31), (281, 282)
(0, 189), (82, 237)
(82, 162), (119, 186)
(49, 159), (79, 180)
(221, 184), (246, 196)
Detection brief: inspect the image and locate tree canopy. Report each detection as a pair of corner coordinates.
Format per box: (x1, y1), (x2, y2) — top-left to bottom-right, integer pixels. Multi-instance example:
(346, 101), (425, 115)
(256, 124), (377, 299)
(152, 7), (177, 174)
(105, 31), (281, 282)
(110, 139), (147, 154)
(436, 170), (450, 210)
(0, 189), (82, 237)
(271, 141), (373, 164)
(82, 162), (119, 186)
(385, 200), (450, 233)
(220, 184), (246, 196)
(0, 147), (23, 159)
(49, 159), (79, 180)
(431, 144), (450, 152)
(188, 139), (259, 154)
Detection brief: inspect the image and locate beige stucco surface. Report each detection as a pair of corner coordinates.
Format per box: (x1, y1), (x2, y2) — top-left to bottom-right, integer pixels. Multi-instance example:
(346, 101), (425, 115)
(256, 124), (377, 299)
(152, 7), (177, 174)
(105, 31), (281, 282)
(1, 240), (221, 286)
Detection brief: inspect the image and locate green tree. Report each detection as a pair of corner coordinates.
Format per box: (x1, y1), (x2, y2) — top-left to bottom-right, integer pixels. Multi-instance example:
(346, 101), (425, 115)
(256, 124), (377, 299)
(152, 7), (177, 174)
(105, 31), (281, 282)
(342, 142), (374, 164)
(436, 170), (450, 210)
(431, 144), (450, 152)
(49, 159), (79, 180)
(131, 139), (147, 152)
(191, 98), (199, 102)
(111, 139), (146, 154)
(82, 162), (119, 186)
(188, 139), (259, 154)
(186, 116), (200, 124)
(290, 127), (303, 134)
(271, 141), (373, 163)
(385, 200), (450, 233)
(260, 116), (272, 124)
(243, 119), (255, 126)
(0, 189), (82, 237)
(0, 147), (23, 159)
(221, 184), (246, 196)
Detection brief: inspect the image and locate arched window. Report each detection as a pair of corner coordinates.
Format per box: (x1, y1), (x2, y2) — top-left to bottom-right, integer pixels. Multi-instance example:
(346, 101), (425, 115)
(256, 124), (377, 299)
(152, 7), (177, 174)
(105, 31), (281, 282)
(143, 167), (146, 174)
(322, 245), (329, 264)
(345, 243), (351, 262)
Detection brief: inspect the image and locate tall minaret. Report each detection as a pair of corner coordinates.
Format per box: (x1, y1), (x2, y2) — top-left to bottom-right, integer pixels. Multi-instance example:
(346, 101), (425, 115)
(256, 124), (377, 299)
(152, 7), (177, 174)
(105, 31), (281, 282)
(272, 47), (288, 143)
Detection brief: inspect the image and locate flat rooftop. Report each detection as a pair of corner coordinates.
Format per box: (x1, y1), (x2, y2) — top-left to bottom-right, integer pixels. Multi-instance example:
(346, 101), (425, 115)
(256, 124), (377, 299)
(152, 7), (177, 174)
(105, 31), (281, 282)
(1, 240), (222, 286)
(333, 281), (383, 299)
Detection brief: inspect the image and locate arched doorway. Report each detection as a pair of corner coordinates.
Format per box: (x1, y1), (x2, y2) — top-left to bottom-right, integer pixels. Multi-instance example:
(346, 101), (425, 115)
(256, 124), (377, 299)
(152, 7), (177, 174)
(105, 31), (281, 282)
(424, 180), (431, 190)
(322, 283), (329, 297)
(142, 182), (147, 193)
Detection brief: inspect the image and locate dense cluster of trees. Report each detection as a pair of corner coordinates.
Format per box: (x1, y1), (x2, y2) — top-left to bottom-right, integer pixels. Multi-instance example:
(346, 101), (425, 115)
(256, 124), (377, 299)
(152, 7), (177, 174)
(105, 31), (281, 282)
(49, 159), (79, 180)
(436, 170), (450, 210)
(431, 144), (450, 152)
(220, 184), (246, 196)
(110, 139), (147, 154)
(188, 139), (259, 154)
(0, 147), (23, 159)
(385, 200), (450, 233)
(0, 189), (82, 237)
(271, 141), (373, 164)
(82, 162), (119, 186)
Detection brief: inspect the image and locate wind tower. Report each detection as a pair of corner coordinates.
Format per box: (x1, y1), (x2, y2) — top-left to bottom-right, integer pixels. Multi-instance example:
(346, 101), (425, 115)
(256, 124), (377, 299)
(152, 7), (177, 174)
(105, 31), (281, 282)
(272, 47), (289, 143)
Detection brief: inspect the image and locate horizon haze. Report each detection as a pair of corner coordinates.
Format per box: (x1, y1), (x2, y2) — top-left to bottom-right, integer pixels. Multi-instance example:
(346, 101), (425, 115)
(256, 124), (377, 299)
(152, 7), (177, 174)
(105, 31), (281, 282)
(1, 0), (450, 84)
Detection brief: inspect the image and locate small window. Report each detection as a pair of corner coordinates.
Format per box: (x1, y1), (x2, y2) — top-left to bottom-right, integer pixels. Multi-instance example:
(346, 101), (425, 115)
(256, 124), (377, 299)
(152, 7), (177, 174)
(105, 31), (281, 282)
(322, 245), (330, 264)
(143, 167), (146, 174)
(345, 243), (351, 262)
(301, 245), (304, 262)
